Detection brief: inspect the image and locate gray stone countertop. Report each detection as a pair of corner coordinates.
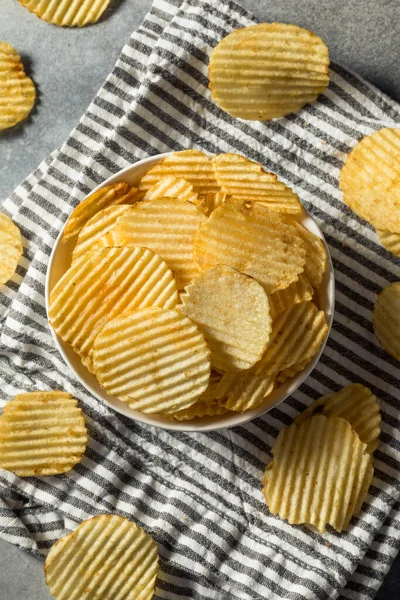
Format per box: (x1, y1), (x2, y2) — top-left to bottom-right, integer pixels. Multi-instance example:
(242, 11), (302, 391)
(0, 0), (399, 598)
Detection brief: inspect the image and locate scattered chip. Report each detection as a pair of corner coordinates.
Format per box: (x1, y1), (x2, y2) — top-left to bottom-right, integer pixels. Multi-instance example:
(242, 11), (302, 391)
(44, 514), (159, 600)
(212, 153), (302, 214)
(62, 182), (138, 242)
(111, 197), (207, 289)
(0, 391), (87, 477)
(93, 307), (211, 414)
(295, 384), (381, 454)
(0, 213), (23, 285)
(193, 204), (306, 294)
(377, 229), (400, 257)
(49, 247), (178, 372)
(0, 41), (35, 131)
(340, 128), (400, 233)
(143, 175), (199, 205)
(373, 282), (400, 360)
(288, 220), (328, 289)
(180, 265), (272, 372)
(268, 273), (313, 320)
(262, 415), (373, 532)
(209, 23), (330, 120)
(72, 205), (132, 262)
(18, 0), (111, 27)
(216, 371), (275, 412)
(276, 358), (311, 384)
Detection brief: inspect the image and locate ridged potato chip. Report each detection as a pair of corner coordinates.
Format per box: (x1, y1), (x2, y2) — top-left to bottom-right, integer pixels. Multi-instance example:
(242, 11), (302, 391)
(209, 23), (329, 120)
(373, 282), (400, 360)
(377, 229), (400, 257)
(0, 213), (23, 285)
(216, 371), (275, 412)
(169, 373), (227, 421)
(295, 384), (381, 454)
(268, 273), (313, 320)
(288, 220), (328, 289)
(62, 183), (138, 242)
(72, 205), (132, 262)
(18, 0), (111, 27)
(0, 391), (87, 477)
(212, 153), (302, 214)
(262, 415), (373, 532)
(138, 150), (219, 196)
(198, 191), (229, 216)
(45, 514), (158, 600)
(93, 307), (211, 414)
(340, 128), (400, 233)
(193, 204), (306, 294)
(49, 247), (178, 372)
(0, 42), (35, 131)
(276, 358), (311, 384)
(111, 197), (207, 289)
(143, 175), (199, 205)
(180, 265), (272, 372)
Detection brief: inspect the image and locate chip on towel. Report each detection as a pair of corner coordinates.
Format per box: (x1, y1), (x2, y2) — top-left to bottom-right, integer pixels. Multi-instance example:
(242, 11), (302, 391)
(0, 212), (23, 285)
(373, 282), (400, 360)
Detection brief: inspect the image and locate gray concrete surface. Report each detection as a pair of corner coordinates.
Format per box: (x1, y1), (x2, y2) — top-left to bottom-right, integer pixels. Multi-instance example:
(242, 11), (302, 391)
(0, 0), (399, 598)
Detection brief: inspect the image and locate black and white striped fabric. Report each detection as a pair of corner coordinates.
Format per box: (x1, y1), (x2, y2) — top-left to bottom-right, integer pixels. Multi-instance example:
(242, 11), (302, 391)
(1, 1), (400, 598)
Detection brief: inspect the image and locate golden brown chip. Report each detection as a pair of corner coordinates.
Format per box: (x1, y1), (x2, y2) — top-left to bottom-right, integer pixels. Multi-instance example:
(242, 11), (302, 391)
(169, 373), (228, 420)
(377, 229), (400, 257)
(49, 247), (178, 372)
(373, 282), (400, 360)
(18, 0), (111, 27)
(268, 273), (313, 320)
(44, 514), (159, 600)
(212, 153), (302, 214)
(72, 205), (132, 262)
(62, 183), (138, 242)
(288, 220), (328, 289)
(209, 23), (329, 120)
(138, 150), (219, 196)
(180, 265), (272, 372)
(262, 415), (373, 532)
(340, 128), (400, 233)
(142, 175), (199, 205)
(0, 41), (35, 130)
(276, 358), (311, 384)
(295, 384), (381, 454)
(193, 204), (306, 294)
(111, 197), (207, 289)
(199, 191), (229, 216)
(0, 213), (23, 285)
(93, 307), (211, 414)
(216, 371), (275, 412)
(0, 391), (87, 477)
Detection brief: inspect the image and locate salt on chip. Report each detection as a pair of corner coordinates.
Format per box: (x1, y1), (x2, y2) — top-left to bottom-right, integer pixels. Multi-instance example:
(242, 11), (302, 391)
(93, 307), (211, 414)
(373, 282), (400, 360)
(377, 229), (400, 257)
(0, 391), (87, 477)
(216, 371), (275, 412)
(62, 182), (138, 242)
(209, 23), (329, 121)
(0, 41), (35, 131)
(143, 175), (199, 206)
(268, 273), (313, 320)
(0, 212), (23, 285)
(49, 247), (178, 372)
(193, 204), (306, 294)
(340, 128), (400, 233)
(295, 384), (381, 454)
(262, 415), (373, 532)
(18, 0), (111, 27)
(44, 514), (158, 600)
(180, 265), (272, 372)
(212, 153), (302, 214)
(288, 219), (328, 289)
(111, 197), (207, 289)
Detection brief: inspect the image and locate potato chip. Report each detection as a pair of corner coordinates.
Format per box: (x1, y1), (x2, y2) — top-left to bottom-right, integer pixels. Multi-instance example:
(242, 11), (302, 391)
(373, 282), (400, 360)
(93, 307), (211, 414)
(288, 220), (328, 289)
(170, 373), (228, 420)
(193, 204), (306, 294)
(72, 205), (132, 262)
(377, 229), (400, 257)
(45, 514), (158, 600)
(212, 153), (302, 214)
(209, 23), (329, 121)
(180, 265), (272, 372)
(0, 42), (35, 131)
(340, 128), (400, 233)
(0, 391), (87, 477)
(276, 358), (311, 384)
(262, 415), (373, 532)
(199, 191), (229, 216)
(295, 384), (381, 454)
(18, 0), (111, 27)
(49, 247), (178, 372)
(138, 150), (219, 196)
(111, 197), (207, 289)
(268, 273), (313, 320)
(62, 182), (138, 242)
(143, 175), (199, 206)
(216, 371), (275, 412)
(0, 213), (23, 285)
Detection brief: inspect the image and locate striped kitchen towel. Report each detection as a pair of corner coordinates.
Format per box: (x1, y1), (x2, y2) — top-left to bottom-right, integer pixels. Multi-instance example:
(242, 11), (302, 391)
(1, 0), (400, 598)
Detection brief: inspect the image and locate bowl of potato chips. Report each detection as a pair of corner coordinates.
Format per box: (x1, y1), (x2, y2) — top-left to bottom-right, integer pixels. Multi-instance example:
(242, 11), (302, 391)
(45, 150), (335, 431)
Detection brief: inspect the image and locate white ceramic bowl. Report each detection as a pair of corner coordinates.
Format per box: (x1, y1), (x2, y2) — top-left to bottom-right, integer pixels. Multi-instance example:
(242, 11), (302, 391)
(45, 153), (335, 432)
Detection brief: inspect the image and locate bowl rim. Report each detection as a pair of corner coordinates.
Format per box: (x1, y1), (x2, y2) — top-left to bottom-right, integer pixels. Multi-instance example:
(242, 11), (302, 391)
(45, 151), (335, 432)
